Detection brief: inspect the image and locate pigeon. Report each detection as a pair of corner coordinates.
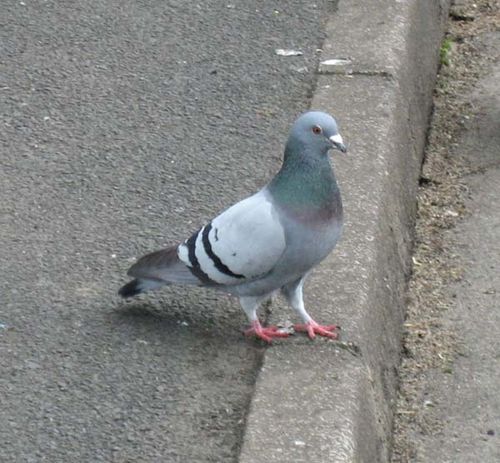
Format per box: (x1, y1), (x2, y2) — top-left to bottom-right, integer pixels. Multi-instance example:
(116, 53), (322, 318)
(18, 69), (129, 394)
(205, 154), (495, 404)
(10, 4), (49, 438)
(119, 111), (347, 343)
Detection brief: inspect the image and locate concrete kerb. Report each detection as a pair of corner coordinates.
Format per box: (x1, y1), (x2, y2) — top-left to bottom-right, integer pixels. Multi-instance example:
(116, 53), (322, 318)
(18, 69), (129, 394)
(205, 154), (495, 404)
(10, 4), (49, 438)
(239, 1), (450, 462)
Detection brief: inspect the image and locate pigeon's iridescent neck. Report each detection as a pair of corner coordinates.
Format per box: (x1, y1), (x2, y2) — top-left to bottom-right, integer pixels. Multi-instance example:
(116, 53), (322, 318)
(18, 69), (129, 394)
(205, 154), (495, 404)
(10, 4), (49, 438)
(268, 145), (341, 222)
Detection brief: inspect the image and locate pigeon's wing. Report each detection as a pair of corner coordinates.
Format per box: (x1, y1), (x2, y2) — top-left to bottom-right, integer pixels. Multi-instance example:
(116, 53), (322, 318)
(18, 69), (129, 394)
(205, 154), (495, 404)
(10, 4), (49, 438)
(177, 189), (286, 285)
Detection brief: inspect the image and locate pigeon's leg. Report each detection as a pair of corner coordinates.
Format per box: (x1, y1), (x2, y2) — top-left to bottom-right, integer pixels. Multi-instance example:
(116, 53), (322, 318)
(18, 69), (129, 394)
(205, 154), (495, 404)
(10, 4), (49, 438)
(239, 295), (289, 343)
(282, 276), (339, 340)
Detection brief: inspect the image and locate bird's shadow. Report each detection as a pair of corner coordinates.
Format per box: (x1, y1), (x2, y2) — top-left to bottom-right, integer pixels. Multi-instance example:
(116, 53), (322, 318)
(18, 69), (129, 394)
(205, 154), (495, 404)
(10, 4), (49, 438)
(109, 293), (250, 345)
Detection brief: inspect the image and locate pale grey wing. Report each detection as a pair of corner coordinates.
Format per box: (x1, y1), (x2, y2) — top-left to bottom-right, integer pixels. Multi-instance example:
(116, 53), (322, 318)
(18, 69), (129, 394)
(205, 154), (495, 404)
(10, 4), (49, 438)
(177, 190), (286, 286)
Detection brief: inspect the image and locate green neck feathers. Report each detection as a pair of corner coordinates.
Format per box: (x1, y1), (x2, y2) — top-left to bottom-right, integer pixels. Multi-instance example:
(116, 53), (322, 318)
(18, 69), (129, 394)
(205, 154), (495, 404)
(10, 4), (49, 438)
(268, 143), (339, 210)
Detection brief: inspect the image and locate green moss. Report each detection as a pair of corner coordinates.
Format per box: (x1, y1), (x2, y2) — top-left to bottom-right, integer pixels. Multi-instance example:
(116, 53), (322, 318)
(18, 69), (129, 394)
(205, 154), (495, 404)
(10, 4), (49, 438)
(440, 38), (453, 66)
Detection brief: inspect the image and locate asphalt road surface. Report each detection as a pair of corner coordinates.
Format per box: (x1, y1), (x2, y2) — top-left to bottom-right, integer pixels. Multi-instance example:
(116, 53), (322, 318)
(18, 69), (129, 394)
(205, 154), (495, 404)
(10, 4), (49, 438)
(1, 1), (336, 461)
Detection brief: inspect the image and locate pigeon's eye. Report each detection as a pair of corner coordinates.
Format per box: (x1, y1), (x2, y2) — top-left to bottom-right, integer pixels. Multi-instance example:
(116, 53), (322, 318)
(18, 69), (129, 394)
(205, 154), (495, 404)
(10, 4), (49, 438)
(312, 125), (322, 135)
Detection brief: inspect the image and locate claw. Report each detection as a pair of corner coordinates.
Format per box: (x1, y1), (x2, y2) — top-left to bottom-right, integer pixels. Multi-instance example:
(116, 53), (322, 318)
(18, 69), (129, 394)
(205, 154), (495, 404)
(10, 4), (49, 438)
(244, 320), (289, 343)
(294, 320), (339, 340)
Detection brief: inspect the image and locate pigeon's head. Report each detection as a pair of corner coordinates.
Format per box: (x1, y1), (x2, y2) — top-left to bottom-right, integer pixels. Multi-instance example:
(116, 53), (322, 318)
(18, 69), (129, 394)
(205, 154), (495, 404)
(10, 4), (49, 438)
(287, 111), (347, 156)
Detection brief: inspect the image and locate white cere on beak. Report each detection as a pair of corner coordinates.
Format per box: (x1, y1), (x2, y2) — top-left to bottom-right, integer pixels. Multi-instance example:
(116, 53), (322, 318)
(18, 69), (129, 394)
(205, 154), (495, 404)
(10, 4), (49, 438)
(329, 133), (347, 153)
(329, 134), (344, 146)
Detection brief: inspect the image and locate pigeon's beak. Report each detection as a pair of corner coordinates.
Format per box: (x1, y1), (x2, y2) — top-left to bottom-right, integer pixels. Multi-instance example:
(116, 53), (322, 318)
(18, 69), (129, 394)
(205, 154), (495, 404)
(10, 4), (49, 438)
(329, 134), (347, 153)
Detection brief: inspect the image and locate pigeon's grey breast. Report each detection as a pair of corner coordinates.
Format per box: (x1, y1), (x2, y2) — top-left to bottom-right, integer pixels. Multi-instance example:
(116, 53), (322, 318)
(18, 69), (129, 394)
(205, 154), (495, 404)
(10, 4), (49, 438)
(225, 187), (343, 298)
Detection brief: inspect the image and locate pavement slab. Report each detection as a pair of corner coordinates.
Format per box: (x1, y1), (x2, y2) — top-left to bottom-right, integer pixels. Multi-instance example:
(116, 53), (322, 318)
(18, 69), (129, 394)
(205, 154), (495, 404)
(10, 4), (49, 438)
(239, 1), (450, 462)
(410, 30), (500, 463)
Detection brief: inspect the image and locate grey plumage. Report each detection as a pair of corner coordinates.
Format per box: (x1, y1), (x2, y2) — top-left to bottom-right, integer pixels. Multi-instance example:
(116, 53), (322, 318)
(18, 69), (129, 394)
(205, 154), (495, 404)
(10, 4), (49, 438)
(119, 111), (347, 342)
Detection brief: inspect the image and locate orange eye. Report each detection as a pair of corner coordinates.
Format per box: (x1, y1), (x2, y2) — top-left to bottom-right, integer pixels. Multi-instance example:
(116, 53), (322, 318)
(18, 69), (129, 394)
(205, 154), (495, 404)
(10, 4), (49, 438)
(312, 125), (322, 135)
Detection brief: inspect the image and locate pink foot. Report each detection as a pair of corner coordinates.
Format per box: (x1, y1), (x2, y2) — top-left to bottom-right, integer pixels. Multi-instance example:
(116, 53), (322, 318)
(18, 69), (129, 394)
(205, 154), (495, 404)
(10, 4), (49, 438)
(244, 320), (289, 343)
(294, 320), (339, 340)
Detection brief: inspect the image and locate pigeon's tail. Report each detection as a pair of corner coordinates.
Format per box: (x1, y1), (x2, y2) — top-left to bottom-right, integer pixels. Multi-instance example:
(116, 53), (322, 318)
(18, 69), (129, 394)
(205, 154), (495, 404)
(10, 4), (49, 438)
(128, 246), (200, 284)
(118, 278), (166, 298)
(119, 244), (201, 298)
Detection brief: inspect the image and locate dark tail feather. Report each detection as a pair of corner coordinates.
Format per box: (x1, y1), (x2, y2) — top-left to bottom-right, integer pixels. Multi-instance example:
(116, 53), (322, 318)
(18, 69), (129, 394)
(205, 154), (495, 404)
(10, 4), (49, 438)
(118, 277), (166, 298)
(118, 279), (142, 298)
